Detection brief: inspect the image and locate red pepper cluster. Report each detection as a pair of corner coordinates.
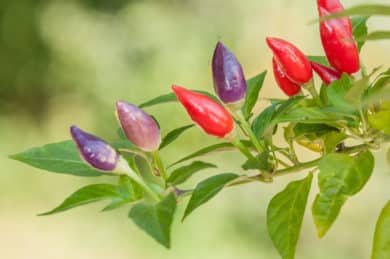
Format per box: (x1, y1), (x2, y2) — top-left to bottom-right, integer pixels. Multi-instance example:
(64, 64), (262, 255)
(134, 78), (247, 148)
(267, 0), (359, 96)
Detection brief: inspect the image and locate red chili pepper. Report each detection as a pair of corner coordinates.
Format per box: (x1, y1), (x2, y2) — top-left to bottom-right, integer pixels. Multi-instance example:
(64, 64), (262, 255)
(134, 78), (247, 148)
(172, 85), (234, 138)
(317, 0), (359, 74)
(311, 61), (341, 85)
(266, 37), (312, 85)
(272, 58), (301, 97)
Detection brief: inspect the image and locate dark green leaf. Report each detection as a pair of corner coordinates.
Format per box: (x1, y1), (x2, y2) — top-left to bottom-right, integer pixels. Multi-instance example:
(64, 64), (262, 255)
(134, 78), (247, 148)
(326, 74), (356, 113)
(252, 104), (278, 137)
(242, 151), (271, 171)
(10, 140), (103, 177)
(167, 161), (217, 185)
(293, 123), (338, 138)
(129, 193), (177, 248)
(169, 143), (234, 167)
(307, 56), (330, 67)
(319, 5), (390, 21)
(242, 71), (267, 119)
(159, 124), (194, 150)
(267, 174), (313, 259)
(312, 151), (374, 237)
(39, 184), (121, 215)
(351, 16), (369, 51)
(182, 173), (238, 220)
(372, 200), (390, 259)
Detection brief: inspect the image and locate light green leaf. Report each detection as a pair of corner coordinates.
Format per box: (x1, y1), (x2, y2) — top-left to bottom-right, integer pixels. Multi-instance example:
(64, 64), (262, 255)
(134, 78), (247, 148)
(372, 200), (390, 259)
(326, 74), (356, 113)
(312, 151), (374, 237)
(39, 184), (121, 215)
(345, 77), (370, 108)
(368, 108), (390, 135)
(167, 161), (217, 185)
(159, 124), (194, 150)
(319, 5), (390, 21)
(182, 173), (238, 220)
(10, 140), (103, 177)
(129, 193), (177, 248)
(307, 56), (330, 67)
(360, 30), (390, 41)
(242, 71), (267, 119)
(351, 16), (369, 51)
(119, 174), (144, 200)
(169, 142), (234, 167)
(267, 174), (313, 259)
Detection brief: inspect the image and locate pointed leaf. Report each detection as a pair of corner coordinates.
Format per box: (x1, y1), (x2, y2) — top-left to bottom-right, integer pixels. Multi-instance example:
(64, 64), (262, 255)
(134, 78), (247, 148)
(351, 16), (369, 51)
(167, 161), (217, 185)
(159, 124), (194, 150)
(242, 151), (271, 171)
(10, 140), (103, 177)
(307, 56), (330, 67)
(267, 174), (313, 259)
(129, 193), (177, 248)
(372, 200), (390, 259)
(312, 151), (374, 237)
(242, 71), (267, 119)
(319, 5), (390, 21)
(182, 173), (238, 220)
(39, 184), (121, 215)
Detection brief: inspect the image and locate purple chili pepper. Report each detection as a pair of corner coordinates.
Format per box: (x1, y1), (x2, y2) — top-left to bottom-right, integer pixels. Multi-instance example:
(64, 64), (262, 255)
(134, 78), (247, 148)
(116, 101), (161, 152)
(212, 41), (247, 106)
(70, 126), (119, 171)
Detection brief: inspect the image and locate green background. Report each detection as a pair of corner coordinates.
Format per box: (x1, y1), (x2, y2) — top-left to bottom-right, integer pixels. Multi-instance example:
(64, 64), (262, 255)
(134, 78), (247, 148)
(1, 0), (389, 258)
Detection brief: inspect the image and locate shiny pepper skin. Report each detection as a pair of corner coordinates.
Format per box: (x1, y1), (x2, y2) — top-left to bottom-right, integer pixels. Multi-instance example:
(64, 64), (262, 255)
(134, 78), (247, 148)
(317, 0), (359, 74)
(212, 41), (247, 105)
(266, 37), (313, 85)
(311, 61), (341, 85)
(272, 58), (301, 96)
(172, 85), (234, 138)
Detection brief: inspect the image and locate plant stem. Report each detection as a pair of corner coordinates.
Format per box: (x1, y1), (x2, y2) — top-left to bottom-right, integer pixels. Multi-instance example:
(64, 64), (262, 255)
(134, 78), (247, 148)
(304, 80), (323, 107)
(231, 138), (255, 160)
(152, 151), (168, 181)
(235, 109), (265, 153)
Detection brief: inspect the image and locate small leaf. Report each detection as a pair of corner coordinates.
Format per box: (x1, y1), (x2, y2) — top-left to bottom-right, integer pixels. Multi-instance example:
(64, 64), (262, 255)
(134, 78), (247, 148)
(360, 30), (390, 41)
(182, 173), (238, 220)
(267, 174), (313, 259)
(167, 161), (217, 185)
(10, 140), (103, 177)
(368, 108), (390, 135)
(129, 193), (177, 248)
(252, 104), (278, 137)
(372, 200), (390, 259)
(307, 56), (330, 67)
(159, 124), (194, 150)
(326, 74), (356, 113)
(312, 151), (374, 237)
(351, 16), (369, 51)
(39, 184), (121, 215)
(169, 143), (234, 167)
(242, 151), (271, 171)
(319, 5), (390, 21)
(322, 132), (347, 154)
(242, 71), (267, 119)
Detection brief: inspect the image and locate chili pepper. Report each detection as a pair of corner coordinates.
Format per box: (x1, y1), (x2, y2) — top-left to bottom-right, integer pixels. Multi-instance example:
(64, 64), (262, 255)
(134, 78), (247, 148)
(311, 61), (341, 85)
(212, 41), (247, 106)
(317, 0), (359, 74)
(70, 125), (119, 171)
(272, 57), (301, 96)
(116, 101), (161, 152)
(266, 37), (312, 85)
(172, 85), (234, 138)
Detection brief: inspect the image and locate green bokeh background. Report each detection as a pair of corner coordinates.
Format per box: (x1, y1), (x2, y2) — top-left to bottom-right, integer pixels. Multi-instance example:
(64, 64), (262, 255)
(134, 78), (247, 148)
(1, 0), (389, 258)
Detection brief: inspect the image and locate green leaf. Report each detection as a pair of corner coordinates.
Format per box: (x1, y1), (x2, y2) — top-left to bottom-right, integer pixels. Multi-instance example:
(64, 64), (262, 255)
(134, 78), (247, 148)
(167, 161), (217, 185)
(322, 132), (347, 154)
(312, 151), (374, 237)
(344, 77), (370, 108)
(119, 174), (144, 200)
(182, 173), (238, 220)
(39, 184), (121, 215)
(368, 109), (390, 135)
(319, 5), (390, 21)
(242, 71), (267, 119)
(10, 140), (103, 177)
(326, 74), (356, 113)
(267, 174), (313, 259)
(159, 124), (194, 150)
(351, 16), (369, 51)
(307, 56), (330, 67)
(252, 104), (278, 137)
(169, 142), (233, 167)
(372, 200), (390, 259)
(360, 30), (390, 41)
(242, 151), (271, 171)
(129, 193), (177, 248)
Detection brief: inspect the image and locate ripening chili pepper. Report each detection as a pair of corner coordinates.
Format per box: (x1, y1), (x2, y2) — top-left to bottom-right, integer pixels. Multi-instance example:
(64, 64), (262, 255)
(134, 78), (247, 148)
(172, 85), (234, 138)
(116, 101), (161, 152)
(311, 61), (341, 85)
(212, 41), (247, 106)
(266, 37), (312, 85)
(272, 57), (301, 96)
(317, 0), (359, 74)
(70, 125), (120, 172)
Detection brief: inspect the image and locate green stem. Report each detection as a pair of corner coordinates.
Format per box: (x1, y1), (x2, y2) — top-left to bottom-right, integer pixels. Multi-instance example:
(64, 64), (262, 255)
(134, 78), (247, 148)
(231, 138), (255, 161)
(235, 109), (265, 153)
(304, 80), (323, 107)
(152, 151), (168, 181)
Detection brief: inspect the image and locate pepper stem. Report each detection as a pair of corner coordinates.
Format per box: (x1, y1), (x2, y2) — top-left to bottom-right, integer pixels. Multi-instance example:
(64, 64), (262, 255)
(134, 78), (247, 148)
(152, 151), (168, 182)
(231, 138), (255, 161)
(304, 80), (323, 107)
(234, 109), (265, 153)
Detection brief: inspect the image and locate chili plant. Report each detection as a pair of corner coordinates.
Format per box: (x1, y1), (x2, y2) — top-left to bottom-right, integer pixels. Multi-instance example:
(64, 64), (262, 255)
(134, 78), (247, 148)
(9, 0), (390, 258)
